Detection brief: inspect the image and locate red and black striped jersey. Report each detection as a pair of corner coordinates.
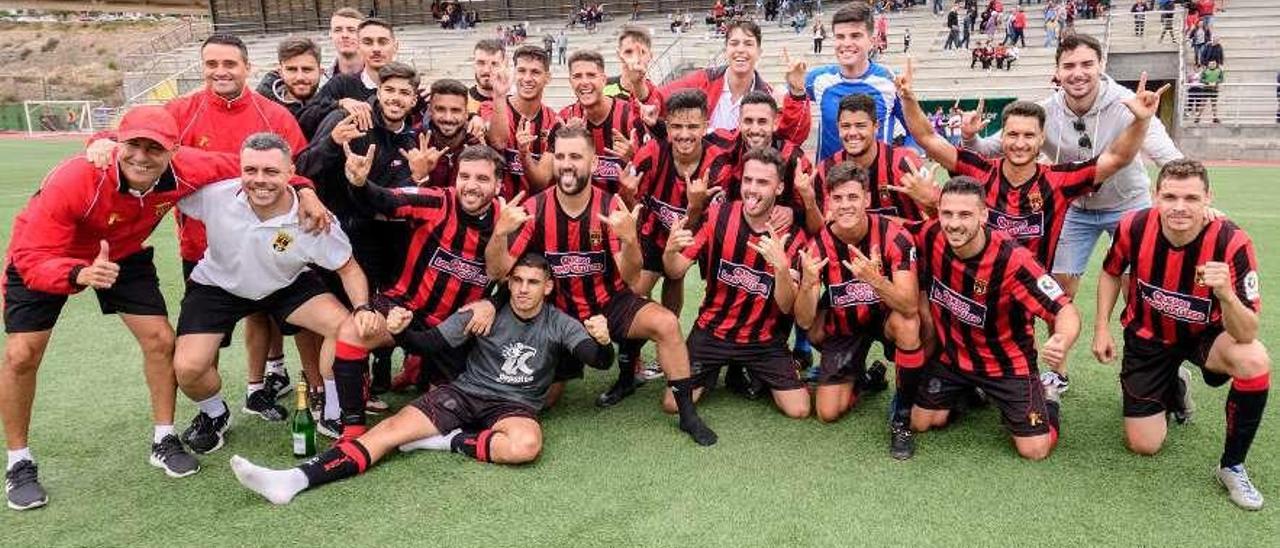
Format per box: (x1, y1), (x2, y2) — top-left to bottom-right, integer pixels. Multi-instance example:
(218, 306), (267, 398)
(704, 130), (814, 210)
(633, 138), (712, 251)
(356, 185), (497, 327)
(682, 201), (807, 344)
(950, 149), (1099, 267)
(414, 121), (482, 190)
(499, 98), (559, 199)
(813, 214), (917, 338)
(916, 222), (1069, 377)
(814, 142), (928, 222)
(558, 98), (647, 195)
(1103, 209), (1261, 345)
(507, 186), (631, 320)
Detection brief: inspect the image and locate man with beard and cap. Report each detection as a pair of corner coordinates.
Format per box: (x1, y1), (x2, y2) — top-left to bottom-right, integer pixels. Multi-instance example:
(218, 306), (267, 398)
(257, 38), (324, 122)
(299, 18), (399, 139)
(487, 45), (560, 199)
(909, 177), (1081, 461)
(485, 126), (718, 447)
(328, 7), (364, 77)
(793, 162), (924, 460)
(662, 147), (810, 419)
(468, 39), (505, 119)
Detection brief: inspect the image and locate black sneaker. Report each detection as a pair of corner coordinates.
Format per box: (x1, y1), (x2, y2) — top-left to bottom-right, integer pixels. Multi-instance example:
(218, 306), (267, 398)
(317, 418), (342, 439)
(596, 377), (637, 407)
(889, 422), (916, 460)
(264, 369), (292, 400)
(864, 360), (889, 393)
(150, 434), (200, 478)
(725, 364), (750, 395)
(371, 355), (392, 395)
(182, 406), (231, 454)
(5, 460), (47, 511)
(243, 388), (288, 422)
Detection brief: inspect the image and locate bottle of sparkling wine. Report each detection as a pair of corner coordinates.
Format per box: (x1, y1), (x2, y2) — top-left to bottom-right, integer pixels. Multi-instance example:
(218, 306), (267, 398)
(291, 382), (316, 457)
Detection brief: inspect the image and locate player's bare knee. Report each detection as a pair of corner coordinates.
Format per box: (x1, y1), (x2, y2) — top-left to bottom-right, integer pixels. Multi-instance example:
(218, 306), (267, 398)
(778, 396), (811, 419)
(1017, 440), (1053, 461)
(3, 342), (44, 374)
(1125, 428), (1165, 456)
(1231, 346), (1271, 379)
(886, 311), (921, 346)
(136, 325), (175, 360)
(506, 430), (542, 463)
(652, 311), (681, 344)
(815, 402), (845, 423)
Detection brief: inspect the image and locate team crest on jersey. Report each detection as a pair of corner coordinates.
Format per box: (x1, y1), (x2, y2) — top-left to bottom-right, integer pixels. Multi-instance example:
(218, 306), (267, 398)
(829, 281), (881, 308)
(1027, 188), (1044, 212)
(717, 259), (773, 297)
(429, 249), (490, 286)
(196, 135), (211, 149)
(107, 212), (122, 226)
(929, 278), (988, 327)
(498, 342), (537, 384)
(987, 209), (1045, 240)
(1137, 279), (1211, 324)
(973, 278), (988, 296)
(272, 230), (294, 252)
(589, 228), (604, 249)
(154, 201), (173, 217)
(546, 251), (607, 278)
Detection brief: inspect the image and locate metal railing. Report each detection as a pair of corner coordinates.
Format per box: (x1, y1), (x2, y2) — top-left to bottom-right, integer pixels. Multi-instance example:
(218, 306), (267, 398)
(1178, 82), (1279, 126)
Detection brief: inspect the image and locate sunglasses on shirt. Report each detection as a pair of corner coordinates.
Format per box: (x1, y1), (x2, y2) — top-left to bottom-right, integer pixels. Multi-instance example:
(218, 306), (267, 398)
(1073, 119), (1092, 150)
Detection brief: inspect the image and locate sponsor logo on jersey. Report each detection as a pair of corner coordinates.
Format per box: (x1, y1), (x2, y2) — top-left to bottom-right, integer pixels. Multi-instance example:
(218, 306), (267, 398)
(645, 196), (688, 230)
(1137, 279), (1211, 324)
(546, 251), (608, 278)
(987, 209), (1045, 240)
(867, 205), (900, 217)
(829, 280), (881, 308)
(497, 342), (537, 384)
(929, 278), (988, 327)
(717, 259), (773, 297)
(595, 156), (624, 181)
(429, 248), (490, 287)
(1244, 270), (1260, 302)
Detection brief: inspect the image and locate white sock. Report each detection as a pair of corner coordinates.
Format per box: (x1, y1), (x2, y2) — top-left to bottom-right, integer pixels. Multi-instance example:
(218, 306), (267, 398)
(266, 357), (286, 376)
(7, 448), (33, 470)
(246, 382), (265, 396)
(230, 455), (308, 505)
(197, 394), (228, 418)
(153, 424), (175, 444)
(323, 379), (339, 420)
(398, 429), (461, 453)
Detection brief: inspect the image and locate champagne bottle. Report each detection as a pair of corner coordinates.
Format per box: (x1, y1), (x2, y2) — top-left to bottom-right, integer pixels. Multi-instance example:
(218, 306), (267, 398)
(291, 382), (316, 457)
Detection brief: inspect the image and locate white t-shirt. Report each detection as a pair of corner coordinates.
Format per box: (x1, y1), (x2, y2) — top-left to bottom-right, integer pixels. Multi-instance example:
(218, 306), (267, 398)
(179, 179), (352, 300)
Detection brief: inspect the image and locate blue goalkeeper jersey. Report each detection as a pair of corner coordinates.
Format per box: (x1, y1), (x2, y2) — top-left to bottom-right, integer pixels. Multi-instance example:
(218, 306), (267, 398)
(805, 62), (904, 161)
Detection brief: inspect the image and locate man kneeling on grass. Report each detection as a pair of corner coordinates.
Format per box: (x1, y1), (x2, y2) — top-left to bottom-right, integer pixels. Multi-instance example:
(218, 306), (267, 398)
(231, 252), (615, 504)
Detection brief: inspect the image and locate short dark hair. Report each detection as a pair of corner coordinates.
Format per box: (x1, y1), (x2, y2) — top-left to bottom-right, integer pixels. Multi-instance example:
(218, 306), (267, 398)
(832, 4), (874, 34)
(618, 25), (652, 48)
(741, 146), (785, 181)
(513, 252), (552, 279)
(202, 33), (248, 62)
(457, 144), (506, 180)
(1156, 158), (1210, 191)
(724, 19), (762, 45)
(358, 17), (395, 36)
(277, 37), (320, 64)
(838, 94), (878, 122)
(331, 7), (364, 21)
(430, 78), (468, 100)
(241, 132), (292, 158)
(1001, 100), (1046, 130)
(513, 44), (551, 71)
(554, 125), (595, 153)
(940, 176), (986, 201)
(664, 89), (708, 117)
(377, 62), (420, 89)
(824, 161), (870, 192)
(1055, 33), (1103, 64)
(741, 90), (778, 112)
(474, 38), (505, 56)
(567, 50), (605, 72)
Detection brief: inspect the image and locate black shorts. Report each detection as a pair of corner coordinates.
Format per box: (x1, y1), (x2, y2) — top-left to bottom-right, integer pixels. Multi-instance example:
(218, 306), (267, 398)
(346, 218), (409, 292)
(553, 291), (651, 382)
(4, 248), (167, 333)
(688, 328), (806, 392)
(176, 272), (329, 337)
(640, 237), (665, 273)
(410, 384), (537, 433)
(372, 292), (472, 384)
(1120, 328), (1229, 418)
(183, 259), (235, 348)
(815, 329), (895, 386)
(915, 360), (1051, 437)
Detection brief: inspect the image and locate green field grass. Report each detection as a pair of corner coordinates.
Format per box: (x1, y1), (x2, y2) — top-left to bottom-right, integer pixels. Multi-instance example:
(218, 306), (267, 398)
(0, 139), (1276, 546)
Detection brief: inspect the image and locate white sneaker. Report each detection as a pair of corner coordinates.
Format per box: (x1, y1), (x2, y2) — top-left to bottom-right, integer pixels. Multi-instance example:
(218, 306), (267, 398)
(1040, 371), (1069, 401)
(1217, 464), (1265, 510)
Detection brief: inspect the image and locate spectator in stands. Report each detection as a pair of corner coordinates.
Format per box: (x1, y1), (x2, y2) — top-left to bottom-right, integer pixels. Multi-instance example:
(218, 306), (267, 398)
(971, 39), (995, 68)
(947, 104), (964, 144)
(1003, 44), (1020, 69)
(1195, 0), (1215, 26)
(961, 6), (976, 48)
(1189, 19), (1210, 67)
(1157, 0), (1177, 43)
(1274, 70), (1279, 124)
(813, 21), (827, 53)
(1195, 59), (1223, 123)
(328, 7), (364, 77)
(543, 33), (555, 57)
(1044, 10), (1061, 47)
(557, 31), (569, 65)
(993, 42), (1010, 68)
(904, 28), (912, 52)
(1008, 6), (1027, 46)
(1131, 1), (1148, 37)
(1200, 36), (1223, 68)
(258, 38), (324, 122)
(944, 5), (961, 49)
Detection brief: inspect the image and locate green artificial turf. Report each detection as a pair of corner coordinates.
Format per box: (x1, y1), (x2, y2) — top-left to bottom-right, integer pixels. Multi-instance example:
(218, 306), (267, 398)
(0, 140), (1276, 546)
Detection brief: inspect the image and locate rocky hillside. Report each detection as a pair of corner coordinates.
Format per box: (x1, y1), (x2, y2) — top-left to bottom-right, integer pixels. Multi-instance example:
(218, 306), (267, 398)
(0, 20), (171, 104)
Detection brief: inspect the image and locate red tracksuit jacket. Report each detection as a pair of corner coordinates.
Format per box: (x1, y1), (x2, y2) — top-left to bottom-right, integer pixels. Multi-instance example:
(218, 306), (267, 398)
(657, 65), (811, 146)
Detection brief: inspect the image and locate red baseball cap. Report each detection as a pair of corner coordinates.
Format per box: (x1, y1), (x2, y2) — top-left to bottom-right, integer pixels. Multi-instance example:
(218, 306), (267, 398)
(117, 105), (180, 150)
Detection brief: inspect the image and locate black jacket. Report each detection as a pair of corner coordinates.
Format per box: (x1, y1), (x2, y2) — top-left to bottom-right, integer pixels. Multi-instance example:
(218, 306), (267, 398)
(297, 72), (377, 140)
(254, 70), (313, 122)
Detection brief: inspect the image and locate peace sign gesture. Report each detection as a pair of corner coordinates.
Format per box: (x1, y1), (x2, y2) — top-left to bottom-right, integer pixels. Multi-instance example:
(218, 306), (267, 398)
(1122, 71), (1171, 121)
(495, 191), (532, 236)
(343, 141), (377, 187)
(842, 244), (885, 285)
(401, 131), (445, 183)
(798, 244), (829, 286)
(597, 199), (644, 244)
(894, 57), (917, 101)
(960, 97), (991, 141)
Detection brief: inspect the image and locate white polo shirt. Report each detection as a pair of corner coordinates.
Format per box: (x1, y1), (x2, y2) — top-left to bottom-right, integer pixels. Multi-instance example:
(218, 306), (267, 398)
(179, 179), (352, 300)
(708, 73), (757, 133)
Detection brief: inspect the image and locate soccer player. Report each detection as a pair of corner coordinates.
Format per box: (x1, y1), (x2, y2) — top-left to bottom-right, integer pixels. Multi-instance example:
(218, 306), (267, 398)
(813, 94), (928, 223)
(299, 17), (399, 139)
(805, 4), (902, 161)
(328, 7), (365, 77)
(602, 25), (662, 108)
(659, 19), (810, 143)
(793, 162), (924, 459)
(485, 126), (717, 446)
(468, 39), (506, 119)
(910, 177), (1081, 461)
(229, 253), (616, 505)
(172, 133), (375, 455)
(413, 78), (484, 189)
(328, 143), (505, 437)
(663, 147), (810, 419)
(486, 45), (560, 199)
(1094, 160), (1270, 510)
(257, 38), (324, 121)
(1, 106), (326, 510)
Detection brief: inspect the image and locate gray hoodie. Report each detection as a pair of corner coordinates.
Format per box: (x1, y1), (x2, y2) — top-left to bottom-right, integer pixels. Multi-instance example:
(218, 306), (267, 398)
(966, 74), (1182, 212)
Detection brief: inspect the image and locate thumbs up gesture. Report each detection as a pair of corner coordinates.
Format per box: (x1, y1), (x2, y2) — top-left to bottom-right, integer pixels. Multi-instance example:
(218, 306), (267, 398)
(76, 240), (120, 289)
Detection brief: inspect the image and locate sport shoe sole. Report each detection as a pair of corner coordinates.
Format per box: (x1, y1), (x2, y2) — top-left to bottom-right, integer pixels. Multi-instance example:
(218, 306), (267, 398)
(149, 454), (200, 479)
(7, 497), (47, 511)
(1217, 468), (1265, 511)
